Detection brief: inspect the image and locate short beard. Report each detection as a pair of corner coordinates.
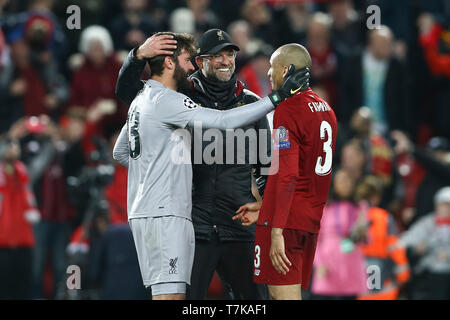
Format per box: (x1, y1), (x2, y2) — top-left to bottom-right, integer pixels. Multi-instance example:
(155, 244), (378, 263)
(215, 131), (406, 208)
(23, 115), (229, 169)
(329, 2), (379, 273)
(174, 62), (192, 91)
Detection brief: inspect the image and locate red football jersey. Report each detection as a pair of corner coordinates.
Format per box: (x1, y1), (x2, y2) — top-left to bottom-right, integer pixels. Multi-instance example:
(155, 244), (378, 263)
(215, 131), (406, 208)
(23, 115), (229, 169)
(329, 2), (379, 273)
(258, 88), (337, 233)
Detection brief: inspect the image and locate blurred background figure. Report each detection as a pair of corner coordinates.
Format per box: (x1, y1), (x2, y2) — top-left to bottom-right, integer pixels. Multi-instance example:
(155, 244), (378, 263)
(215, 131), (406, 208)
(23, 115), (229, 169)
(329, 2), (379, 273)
(238, 43), (272, 98)
(186, 0), (221, 35)
(68, 25), (126, 143)
(306, 12), (338, 113)
(339, 26), (410, 137)
(398, 186), (450, 300)
(391, 131), (450, 227)
(355, 175), (410, 300)
(109, 0), (158, 52)
(0, 26), (68, 124)
(227, 20), (252, 71)
(169, 8), (195, 35)
(240, 0), (276, 47)
(0, 134), (40, 299)
(417, 12), (450, 141)
(327, 0), (365, 66)
(90, 223), (149, 300)
(311, 168), (368, 300)
(271, 0), (312, 47)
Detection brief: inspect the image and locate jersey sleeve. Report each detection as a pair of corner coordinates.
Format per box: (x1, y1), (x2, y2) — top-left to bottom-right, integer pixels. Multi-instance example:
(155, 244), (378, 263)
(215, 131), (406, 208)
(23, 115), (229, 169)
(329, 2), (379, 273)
(270, 104), (300, 229)
(157, 90), (202, 128)
(113, 124), (130, 168)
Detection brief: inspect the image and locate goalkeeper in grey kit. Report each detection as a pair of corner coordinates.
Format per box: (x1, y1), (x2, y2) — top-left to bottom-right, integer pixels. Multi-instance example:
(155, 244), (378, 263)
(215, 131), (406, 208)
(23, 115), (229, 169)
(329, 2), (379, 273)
(113, 32), (309, 300)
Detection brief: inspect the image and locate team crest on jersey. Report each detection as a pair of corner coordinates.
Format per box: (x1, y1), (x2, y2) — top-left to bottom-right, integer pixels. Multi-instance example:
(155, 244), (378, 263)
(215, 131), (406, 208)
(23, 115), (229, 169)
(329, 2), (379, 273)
(183, 98), (197, 109)
(274, 126), (291, 150)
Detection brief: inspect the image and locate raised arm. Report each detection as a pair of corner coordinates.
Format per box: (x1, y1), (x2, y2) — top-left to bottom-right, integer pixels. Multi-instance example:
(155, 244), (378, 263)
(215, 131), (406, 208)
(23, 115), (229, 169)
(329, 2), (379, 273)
(187, 66), (310, 130)
(187, 96), (275, 130)
(116, 34), (177, 105)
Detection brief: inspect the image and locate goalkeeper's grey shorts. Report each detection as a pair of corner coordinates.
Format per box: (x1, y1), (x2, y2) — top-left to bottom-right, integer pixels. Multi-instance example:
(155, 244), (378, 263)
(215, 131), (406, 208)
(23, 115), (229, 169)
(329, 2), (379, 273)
(129, 216), (195, 295)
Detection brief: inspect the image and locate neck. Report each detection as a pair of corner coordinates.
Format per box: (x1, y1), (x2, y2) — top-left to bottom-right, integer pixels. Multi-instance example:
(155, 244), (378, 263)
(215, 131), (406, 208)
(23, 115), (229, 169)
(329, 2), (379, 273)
(152, 73), (177, 91)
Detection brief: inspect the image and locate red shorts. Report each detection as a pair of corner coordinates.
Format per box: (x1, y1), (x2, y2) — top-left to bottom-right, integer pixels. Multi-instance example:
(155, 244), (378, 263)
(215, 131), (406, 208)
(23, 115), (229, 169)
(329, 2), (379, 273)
(253, 226), (318, 289)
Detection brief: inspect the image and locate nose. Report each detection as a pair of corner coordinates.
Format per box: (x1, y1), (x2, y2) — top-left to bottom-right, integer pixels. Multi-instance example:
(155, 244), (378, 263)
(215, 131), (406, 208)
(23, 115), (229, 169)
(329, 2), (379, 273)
(187, 60), (195, 72)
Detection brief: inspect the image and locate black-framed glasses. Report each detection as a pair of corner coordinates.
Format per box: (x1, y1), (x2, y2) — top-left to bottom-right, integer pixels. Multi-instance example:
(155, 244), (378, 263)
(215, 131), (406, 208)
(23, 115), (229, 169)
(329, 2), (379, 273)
(200, 50), (236, 62)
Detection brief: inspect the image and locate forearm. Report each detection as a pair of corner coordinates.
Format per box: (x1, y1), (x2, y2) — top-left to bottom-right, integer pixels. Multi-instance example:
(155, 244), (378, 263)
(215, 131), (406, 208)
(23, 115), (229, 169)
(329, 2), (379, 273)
(115, 48), (146, 105)
(112, 125), (129, 167)
(27, 140), (57, 186)
(187, 96), (274, 130)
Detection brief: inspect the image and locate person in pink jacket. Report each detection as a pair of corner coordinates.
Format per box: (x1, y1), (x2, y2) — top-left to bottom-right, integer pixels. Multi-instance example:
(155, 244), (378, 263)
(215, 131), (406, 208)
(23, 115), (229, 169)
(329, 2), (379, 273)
(311, 168), (368, 299)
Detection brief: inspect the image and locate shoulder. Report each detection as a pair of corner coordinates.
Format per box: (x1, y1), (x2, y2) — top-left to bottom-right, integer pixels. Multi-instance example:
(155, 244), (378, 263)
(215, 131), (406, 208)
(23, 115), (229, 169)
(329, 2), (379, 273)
(242, 89), (261, 103)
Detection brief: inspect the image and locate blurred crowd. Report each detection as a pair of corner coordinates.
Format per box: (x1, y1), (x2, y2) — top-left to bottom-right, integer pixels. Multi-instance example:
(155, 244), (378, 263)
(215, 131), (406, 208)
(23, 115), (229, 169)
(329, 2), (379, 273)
(0, 0), (449, 300)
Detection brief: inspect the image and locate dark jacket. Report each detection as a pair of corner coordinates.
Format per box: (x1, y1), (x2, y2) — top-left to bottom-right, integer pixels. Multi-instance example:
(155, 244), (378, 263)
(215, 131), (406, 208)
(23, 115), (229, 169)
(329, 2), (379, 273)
(339, 53), (412, 135)
(116, 49), (271, 242)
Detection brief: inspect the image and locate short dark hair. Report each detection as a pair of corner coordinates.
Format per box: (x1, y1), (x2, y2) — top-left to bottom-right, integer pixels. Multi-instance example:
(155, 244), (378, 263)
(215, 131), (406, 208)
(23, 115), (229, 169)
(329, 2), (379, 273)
(147, 32), (197, 76)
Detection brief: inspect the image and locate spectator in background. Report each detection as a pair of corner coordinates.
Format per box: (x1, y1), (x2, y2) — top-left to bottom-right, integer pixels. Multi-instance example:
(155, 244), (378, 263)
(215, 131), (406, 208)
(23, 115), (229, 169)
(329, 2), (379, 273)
(240, 0), (277, 47)
(0, 135), (40, 299)
(169, 8), (196, 35)
(69, 25), (126, 142)
(338, 107), (394, 207)
(398, 186), (450, 300)
(0, 31), (68, 124)
(311, 168), (368, 300)
(306, 12), (338, 113)
(0, 0), (70, 72)
(8, 114), (85, 300)
(238, 43), (272, 98)
(109, 0), (159, 52)
(227, 20), (252, 71)
(339, 26), (410, 136)
(417, 13), (450, 140)
(327, 0), (365, 66)
(186, 0), (221, 34)
(340, 138), (367, 184)
(355, 175), (410, 300)
(90, 223), (149, 299)
(271, 1), (312, 47)
(391, 130), (450, 226)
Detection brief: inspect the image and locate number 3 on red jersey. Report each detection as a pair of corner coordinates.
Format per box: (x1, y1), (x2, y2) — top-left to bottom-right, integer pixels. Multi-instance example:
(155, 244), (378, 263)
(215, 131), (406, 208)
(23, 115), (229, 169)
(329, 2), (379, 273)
(315, 120), (333, 176)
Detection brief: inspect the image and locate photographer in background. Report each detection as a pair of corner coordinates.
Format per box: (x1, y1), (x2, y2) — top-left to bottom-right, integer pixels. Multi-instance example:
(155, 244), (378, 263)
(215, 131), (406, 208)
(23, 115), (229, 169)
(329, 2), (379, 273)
(0, 134), (40, 299)
(7, 113), (86, 299)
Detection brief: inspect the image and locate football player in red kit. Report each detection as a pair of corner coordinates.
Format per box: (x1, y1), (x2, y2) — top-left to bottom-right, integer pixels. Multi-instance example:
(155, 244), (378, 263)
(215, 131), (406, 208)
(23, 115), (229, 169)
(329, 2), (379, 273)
(233, 44), (337, 300)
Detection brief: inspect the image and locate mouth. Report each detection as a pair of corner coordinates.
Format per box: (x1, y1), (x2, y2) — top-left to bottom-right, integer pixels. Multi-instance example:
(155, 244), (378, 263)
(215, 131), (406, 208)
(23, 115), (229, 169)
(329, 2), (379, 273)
(216, 67), (232, 73)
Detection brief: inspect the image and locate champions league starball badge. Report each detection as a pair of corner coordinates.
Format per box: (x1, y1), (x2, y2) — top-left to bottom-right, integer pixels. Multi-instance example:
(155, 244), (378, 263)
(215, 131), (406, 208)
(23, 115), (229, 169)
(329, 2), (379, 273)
(183, 98), (197, 109)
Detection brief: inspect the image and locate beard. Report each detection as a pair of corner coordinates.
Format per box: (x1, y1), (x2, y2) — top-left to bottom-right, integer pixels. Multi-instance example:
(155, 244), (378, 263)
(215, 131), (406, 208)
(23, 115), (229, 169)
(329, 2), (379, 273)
(174, 62), (192, 91)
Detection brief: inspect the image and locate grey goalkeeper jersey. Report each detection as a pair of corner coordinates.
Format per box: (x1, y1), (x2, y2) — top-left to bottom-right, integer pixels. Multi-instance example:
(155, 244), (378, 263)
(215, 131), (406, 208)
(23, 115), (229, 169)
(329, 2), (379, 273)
(113, 80), (274, 220)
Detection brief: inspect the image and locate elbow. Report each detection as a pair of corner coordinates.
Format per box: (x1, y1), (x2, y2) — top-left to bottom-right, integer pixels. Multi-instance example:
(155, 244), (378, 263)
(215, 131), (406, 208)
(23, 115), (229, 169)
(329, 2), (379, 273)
(115, 82), (129, 105)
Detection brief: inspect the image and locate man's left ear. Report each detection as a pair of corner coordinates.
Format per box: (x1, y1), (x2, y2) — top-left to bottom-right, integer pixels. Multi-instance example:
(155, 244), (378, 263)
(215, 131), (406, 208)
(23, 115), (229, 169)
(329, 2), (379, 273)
(165, 56), (175, 70)
(282, 66), (289, 78)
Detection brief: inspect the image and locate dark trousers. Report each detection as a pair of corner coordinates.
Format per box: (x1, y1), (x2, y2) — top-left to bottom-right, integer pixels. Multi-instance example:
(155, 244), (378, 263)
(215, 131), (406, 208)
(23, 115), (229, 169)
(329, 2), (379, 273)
(187, 232), (268, 300)
(32, 220), (71, 299)
(0, 248), (33, 299)
(409, 271), (450, 300)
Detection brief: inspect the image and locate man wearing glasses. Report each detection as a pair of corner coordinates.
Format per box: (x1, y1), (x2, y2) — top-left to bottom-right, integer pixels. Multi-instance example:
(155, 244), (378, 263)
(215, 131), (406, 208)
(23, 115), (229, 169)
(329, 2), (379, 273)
(116, 29), (274, 299)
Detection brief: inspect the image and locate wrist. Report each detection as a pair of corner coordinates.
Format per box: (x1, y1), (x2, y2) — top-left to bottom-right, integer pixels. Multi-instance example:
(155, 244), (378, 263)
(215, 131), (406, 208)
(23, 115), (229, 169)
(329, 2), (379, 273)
(271, 227), (283, 236)
(268, 91), (282, 107)
(134, 47), (145, 60)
